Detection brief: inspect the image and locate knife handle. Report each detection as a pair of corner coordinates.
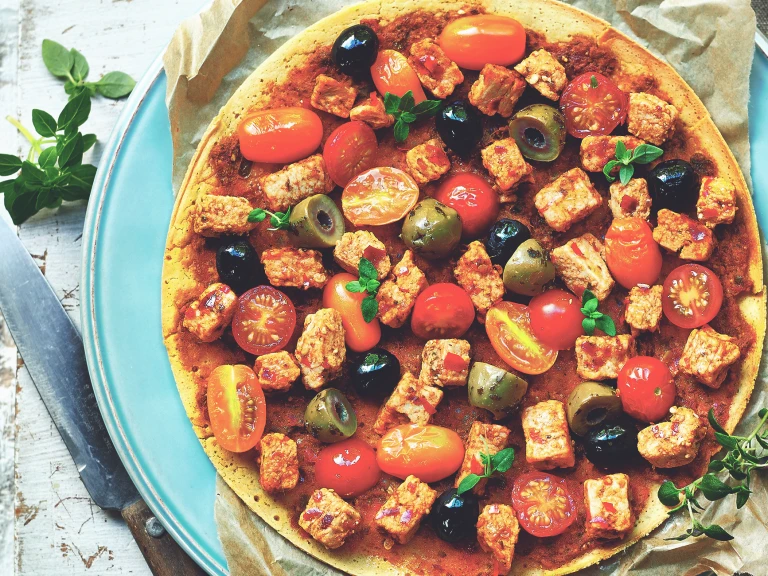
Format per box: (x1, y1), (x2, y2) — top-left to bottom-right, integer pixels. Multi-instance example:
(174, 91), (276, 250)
(122, 498), (208, 576)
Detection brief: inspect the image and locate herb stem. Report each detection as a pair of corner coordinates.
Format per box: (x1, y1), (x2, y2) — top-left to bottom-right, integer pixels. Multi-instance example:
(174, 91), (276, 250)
(745, 411), (768, 442)
(6, 116), (42, 154)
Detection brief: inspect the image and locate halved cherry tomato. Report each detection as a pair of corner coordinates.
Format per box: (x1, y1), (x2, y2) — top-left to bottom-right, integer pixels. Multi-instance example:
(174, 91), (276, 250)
(434, 173), (499, 239)
(411, 283), (475, 340)
(438, 15), (526, 70)
(370, 49), (426, 103)
(207, 365), (266, 452)
(511, 472), (576, 537)
(315, 438), (381, 497)
(617, 356), (675, 422)
(377, 424), (464, 483)
(342, 167), (420, 226)
(232, 286), (296, 355)
(528, 289), (584, 351)
(323, 273), (381, 352)
(560, 73), (627, 138)
(486, 301), (558, 375)
(238, 107), (323, 163)
(604, 217), (663, 289)
(323, 121), (378, 187)
(662, 264), (723, 329)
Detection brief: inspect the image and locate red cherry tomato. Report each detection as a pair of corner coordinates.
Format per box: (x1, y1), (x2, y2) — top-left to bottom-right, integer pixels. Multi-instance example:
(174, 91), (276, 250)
(662, 264), (723, 329)
(438, 15), (526, 70)
(434, 173), (499, 239)
(410, 283), (475, 340)
(238, 107), (323, 163)
(207, 365), (266, 453)
(511, 472), (577, 537)
(377, 424), (464, 483)
(314, 438), (381, 497)
(323, 121), (378, 187)
(323, 273), (381, 352)
(370, 49), (426, 103)
(604, 217), (663, 289)
(232, 286), (296, 355)
(617, 356), (676, 422)
(560, 73), (628, 138)
(486, 301), (558, 375)
(528, 289), (585, 351)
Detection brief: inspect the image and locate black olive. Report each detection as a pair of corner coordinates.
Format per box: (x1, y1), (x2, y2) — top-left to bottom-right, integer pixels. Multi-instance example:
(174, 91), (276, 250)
(436, 101), (483, 157)
(648, 159), (698, 213)
(430, 488), (479, 543)
(484, 219), (531, 266)
(331, 25), (379, 76)
(584, 419), (639, 468)
(352, 348), (401, 398)
(216, 238), (264, 295)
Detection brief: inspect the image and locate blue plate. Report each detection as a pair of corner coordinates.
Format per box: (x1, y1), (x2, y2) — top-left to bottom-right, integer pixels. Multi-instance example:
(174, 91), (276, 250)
(81, 46), (768, 575)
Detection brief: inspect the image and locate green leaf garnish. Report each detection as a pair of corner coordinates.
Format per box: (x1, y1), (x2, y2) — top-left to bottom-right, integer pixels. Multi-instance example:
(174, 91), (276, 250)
(361, 295), (379, 323)
(590, 75), (598, 89)
(603, 141), (664, 184)
(456, 448), (515, 495)
(247, 207), (291, 230)
(580, 290), (616, 336)
(348, 257), (382, 323)
(384, 90), (443, 143)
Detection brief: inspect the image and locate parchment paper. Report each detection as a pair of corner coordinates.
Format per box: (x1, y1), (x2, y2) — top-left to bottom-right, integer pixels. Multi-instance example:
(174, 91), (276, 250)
(163, 1), (766, 574)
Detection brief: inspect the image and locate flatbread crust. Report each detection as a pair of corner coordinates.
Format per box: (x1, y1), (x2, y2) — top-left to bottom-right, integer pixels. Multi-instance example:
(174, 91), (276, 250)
(161, 1), (766, 574)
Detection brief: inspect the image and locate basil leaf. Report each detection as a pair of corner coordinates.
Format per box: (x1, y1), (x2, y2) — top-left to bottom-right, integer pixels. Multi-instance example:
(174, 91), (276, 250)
(0, 179), (15, 195)
(582, 294), (599, 313)
(582, 317), (596, 335)
(67, 163), (97, 189)
(736, 489), (750, 509)
(361, 295), (379, 323)
(400, 111), (417, 124)
(631, 143), (664, 165)
(58, 133), (84, 169)
(42, 39), (74, 78)
(247, 209), (266, 223)
(701, 524), (733, 541)
(619, 163), (634, 186)
(32, 110), (57, 137)
(358, 257), (378, 281)
(657, 481), (681, 506)
(759, 407), (768, 419)
(399, 90), (415, 112)
(491, 448), (515, 473)
(699, 474), (734, 501)
(95, 71), (136, 99)
(714, 431), (739, 449)
(38, 147), (58, 169)
(729, 468), (747, 481)
(393, 119), (409, 142)
(82, 134), (97, 152)
(7, 189), (40, 225)
(365, 279), (381, 294)
(594, 315), (616, 336)
(602, 160), (620, 182)
(615, 139), (628, 162)
(345, 281), (364, 293)
(0, 154), (23, 177)
(708, 408), (728, 435)
(456, 474), (482, 496)
(708, 459), (726, 472)
(412, 100), (442, 116)
(383, 92), (400, 115)
(70, 48), (89, 82)
(21, 161), (45, 186)
(57, 90), (91, 132)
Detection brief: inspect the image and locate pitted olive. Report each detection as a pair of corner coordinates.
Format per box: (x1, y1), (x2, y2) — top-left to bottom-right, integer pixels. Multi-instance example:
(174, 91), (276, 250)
(502, 239), (555, 296)
(468, 362), (528, 419)
(566, 381), (623, 436)
(289, 194), (345, 248)
(508, 104), (566, 162)
(304, 388), (357, 443)
(402, 199), (462, 259)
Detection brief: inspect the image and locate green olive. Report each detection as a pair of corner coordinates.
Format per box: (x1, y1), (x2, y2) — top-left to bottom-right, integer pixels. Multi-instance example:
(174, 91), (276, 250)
(508, 104), (566, 162)
(401, 199), (462, 260)
(288, 194), (345, 248)
(304, 388), (357, 443)
(468, 362), (528, 419)
(502, 239), (555, 296)
(566, 381), (623, 436)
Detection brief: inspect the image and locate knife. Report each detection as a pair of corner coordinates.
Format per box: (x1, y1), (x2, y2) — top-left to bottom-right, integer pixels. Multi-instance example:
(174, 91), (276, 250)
(0, 217), (206, 576)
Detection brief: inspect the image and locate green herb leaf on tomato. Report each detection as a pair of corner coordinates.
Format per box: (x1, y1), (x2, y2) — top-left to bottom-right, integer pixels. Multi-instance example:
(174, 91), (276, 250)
(580, 290), (616, 336)
(384, 90), (442, 143)
(247, 207), (291, 230)
(346, 257), (381, 323)
(456, 447), (515, 495)
(361, 295), (379, 323)
(603, 141), (664, 185)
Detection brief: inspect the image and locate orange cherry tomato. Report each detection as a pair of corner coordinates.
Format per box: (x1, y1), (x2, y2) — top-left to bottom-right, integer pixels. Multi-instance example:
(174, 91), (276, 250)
(370, 49), (426, 103)
(232, 286), (296, 356)
(377, 424), (464, 483)
(323, 121), (379, 187)
(315, 438), (381, 497)
(237, 107), (323, 164)
(410, 283), (475, 340)
(604, 217), (662, 289)
(434, 173), (499, 239)
(207, 365), (266, 453)
(486, 301), (558, 375)
(323, 273), (381, 352)
(342, 167), (420, 226)
(438, 15), (526, 70)
(511, 472), (577, 537)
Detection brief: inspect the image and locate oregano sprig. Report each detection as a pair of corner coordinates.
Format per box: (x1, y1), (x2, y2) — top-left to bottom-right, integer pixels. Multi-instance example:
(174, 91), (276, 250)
(384, 91), (442, 142)
(248, 207), (291, 231)
(580, 289), (616, 336)
(456, 448), (515, 495)
(345, 257), (380, 323)
(603, 140), (664, 186)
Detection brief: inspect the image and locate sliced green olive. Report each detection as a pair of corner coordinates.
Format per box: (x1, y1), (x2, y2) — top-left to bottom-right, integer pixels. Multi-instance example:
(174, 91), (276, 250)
(468, 362), (528, 419)
(402, 199), (462, 260)
(502, 239), (555, 296)
(508, 104), (566, 162)
(304, 388), (357, 443)
(566, 381), (623, 436)
(288, 194), (345, 248)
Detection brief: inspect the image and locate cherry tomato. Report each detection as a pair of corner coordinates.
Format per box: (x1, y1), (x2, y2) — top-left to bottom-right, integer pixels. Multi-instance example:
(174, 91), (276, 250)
(377, 424), (464, 483)
(342, 167), (420, 226)
(511, 472), (576, 537)
(617, 356), (676, 422)
(486, 301), (558, 375)
(323, 273), (381, 352)
(410, 283), (475, 340)
(323, 121), (378, 187)
(232, 286), (296, 355)
(370, 49), (426, 103)
(604, 217), (663, 289)
(438, 15), (526, 70)
(207, 365), (266, 453)
(238, 107), (323, 164)
(560, 73), (628, 138)
(434, 173), (499, 239)
(315, 438), (381, 497)
(662, 264), (723, 329)
(528, 289), (584, 351)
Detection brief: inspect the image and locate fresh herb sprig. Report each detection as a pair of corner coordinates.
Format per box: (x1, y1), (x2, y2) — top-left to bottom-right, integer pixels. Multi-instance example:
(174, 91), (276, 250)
(657, 408), (768, 541)
(457, 448), (515, 495)
(603, 140), (664, 186)
(384, 91), (442, 142)
(248, 207), (291, 231)
(346, 257), (380, 323)
(580, 289), (616, 336)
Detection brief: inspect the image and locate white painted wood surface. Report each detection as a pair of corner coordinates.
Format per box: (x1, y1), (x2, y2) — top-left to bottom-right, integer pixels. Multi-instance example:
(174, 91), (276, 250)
(0, 0), (202, 573)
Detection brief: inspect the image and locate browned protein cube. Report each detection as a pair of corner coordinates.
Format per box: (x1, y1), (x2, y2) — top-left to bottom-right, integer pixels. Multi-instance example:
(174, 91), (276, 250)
(637, 407), (706, 468)
(468, 64), (526, 118)
(310, 74), (357, 118)
(349, 92), (394, 129)
(534, 168), (603, 232)
(254, 351), (300, 392)
(299, 488), (361, 549)
(374, 475), (437, 545)
(609, 178), (652, 220)
(697, 176), (738, 228)
(580, 135), (646, 173)
(476, 504), (520, 573)
(405, 138), (451, 185)
(373, 373), (443, 434)
(453, 241), (505, 321)
(376, 250), (428, 328)
(624, 285), (663, 334)
(419, 339), (471, 388)
(678, 325), (740, 388)
(480, 137), (532, 196)
(295, 308), (346, 390)
(258, 432), (299, 492)
(551, 234), (614, 301)
(575, 335), (635, 381)
(522, 400), (575, 469)
(653, 209), (715, 261)
(260, 154), (334, 213)
(513, 49), (567, 100)
(182, 283), (237, 342)
(192, 195), (256, 237)
(408, 39), (464, 99)
(455, 422), (511, 494)
(584, 474), (632, 540)
(333, 231), (391, 280)
(261, 247), (330, 290)
(626, 92), (677, 146)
